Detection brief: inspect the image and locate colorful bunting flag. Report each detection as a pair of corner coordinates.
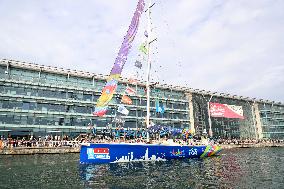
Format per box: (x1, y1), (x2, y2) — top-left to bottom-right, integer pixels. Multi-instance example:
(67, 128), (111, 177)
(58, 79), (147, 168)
(135, 60), (142, 69)
(155, 99), (159, 113)
(121, 95), (132, 105)
(155, 99), (165, 114)
(144, 30), (148, 38)
(113, 115), (125, 123)
(93, 0), (145, 117)
(125, 86), (136, 95)
(160, 105), (165, 114)
(128, 78), (138, 84)
(139, 42), (148, 54)
(93, 106), (108, 117)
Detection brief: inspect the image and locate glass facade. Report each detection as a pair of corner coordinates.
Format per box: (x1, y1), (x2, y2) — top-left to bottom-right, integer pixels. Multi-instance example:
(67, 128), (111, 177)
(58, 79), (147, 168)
(192, 95), (255, 139)
(258, 103), (284, 139)
(0, 59), (283, 139)
(0, 60), (190, 137)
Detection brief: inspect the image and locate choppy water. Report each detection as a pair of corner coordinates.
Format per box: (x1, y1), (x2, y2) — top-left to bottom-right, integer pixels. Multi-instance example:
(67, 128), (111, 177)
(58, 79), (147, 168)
(0, 147), (283, 189)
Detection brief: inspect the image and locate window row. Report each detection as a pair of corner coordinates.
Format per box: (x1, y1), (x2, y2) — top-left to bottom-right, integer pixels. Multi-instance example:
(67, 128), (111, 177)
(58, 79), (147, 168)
(0, 85), (189, 110)
(1, 66), (188, 100)
(262, 126), (284, 133)
(0, 114), (190, 128)
(0, 100), (190, 120)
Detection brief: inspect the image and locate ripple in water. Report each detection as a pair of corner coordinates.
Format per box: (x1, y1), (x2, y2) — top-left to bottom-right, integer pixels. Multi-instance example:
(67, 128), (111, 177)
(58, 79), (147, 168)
(0, 147), (283, 188)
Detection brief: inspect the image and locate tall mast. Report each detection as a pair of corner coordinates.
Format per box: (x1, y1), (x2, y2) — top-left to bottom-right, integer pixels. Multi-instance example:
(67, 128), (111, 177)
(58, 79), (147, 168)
(146, 0), (152, 141)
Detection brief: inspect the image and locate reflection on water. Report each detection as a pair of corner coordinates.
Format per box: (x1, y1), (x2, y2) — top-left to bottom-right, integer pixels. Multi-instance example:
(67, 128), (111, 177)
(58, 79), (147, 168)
(79, 157), (237, 188)
(0, 148), (283, 188)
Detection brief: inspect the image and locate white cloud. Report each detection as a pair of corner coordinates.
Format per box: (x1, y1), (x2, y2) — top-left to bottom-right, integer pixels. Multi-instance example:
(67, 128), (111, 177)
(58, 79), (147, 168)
(0, 0), (283, 102)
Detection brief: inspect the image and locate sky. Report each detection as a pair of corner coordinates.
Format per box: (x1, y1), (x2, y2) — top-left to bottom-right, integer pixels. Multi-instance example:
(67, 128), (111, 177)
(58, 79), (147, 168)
(0, 0), (283, 103)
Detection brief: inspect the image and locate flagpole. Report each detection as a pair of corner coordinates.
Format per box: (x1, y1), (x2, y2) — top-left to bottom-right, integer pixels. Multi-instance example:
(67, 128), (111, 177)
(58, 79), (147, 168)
(208, 95), (213, 137)
(135, 71), (138, 132)
(146, 0), (152, 143)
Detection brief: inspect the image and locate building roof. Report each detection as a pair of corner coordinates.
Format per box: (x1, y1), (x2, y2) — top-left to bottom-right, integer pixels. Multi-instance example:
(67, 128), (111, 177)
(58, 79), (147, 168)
(1, 58), (283, 105)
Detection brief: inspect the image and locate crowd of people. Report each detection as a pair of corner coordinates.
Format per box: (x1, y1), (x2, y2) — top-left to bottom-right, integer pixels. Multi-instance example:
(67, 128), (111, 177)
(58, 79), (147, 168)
(0, 135), (80, 149)
(215, 138), (284, 145)
(0, 132), (283, 149)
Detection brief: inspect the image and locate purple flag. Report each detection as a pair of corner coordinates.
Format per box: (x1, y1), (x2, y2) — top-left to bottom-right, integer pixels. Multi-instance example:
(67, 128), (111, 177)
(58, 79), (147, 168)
(94, 0), (145, 116)
(110, 0), (145, 76)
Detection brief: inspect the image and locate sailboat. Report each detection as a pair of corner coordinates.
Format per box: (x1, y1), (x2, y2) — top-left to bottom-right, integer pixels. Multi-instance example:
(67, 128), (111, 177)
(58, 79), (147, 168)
(80, 0), (222, 164)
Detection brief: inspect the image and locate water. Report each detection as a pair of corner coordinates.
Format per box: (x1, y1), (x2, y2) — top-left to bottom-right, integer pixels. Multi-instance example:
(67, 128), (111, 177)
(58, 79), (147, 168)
(0, 148), (283, 189)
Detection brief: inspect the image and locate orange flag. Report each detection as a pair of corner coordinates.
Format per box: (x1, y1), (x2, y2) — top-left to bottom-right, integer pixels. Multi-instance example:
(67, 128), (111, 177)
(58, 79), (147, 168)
(121, 95), (132, 105)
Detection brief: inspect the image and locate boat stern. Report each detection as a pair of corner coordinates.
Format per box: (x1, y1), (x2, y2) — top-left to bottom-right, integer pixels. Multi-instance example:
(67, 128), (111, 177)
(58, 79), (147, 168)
(201, 145), (222, 157)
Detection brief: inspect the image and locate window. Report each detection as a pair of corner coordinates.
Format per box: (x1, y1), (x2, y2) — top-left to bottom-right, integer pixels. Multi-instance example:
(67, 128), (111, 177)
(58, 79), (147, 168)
(22, 102), (30, 110)
(83, 94), (92, 101)
(59, 118), (64, 126)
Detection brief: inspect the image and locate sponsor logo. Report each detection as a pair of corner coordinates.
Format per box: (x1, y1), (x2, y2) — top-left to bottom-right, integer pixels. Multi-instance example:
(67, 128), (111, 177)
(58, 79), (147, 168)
(87, 148), (110, 159)
(170, 149), (185, 157)
(189, 148), (198, 156)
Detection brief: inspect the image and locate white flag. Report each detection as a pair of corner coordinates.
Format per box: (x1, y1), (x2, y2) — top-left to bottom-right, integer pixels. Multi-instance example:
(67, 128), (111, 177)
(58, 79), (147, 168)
(117, 104), (129, 115)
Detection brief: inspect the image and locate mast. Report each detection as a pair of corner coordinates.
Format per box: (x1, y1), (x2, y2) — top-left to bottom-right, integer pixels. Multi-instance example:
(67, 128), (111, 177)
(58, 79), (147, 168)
(146, 0), (152, 142)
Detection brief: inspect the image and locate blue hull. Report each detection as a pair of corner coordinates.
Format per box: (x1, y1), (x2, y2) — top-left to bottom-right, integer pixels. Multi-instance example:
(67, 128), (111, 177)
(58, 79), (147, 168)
(80, 143), (222, 164)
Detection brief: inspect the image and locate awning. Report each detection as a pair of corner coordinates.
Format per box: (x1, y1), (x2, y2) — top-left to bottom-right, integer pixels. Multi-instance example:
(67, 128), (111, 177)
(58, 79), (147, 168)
(0, 130), (12, 132)
(47, 130), (62, 133)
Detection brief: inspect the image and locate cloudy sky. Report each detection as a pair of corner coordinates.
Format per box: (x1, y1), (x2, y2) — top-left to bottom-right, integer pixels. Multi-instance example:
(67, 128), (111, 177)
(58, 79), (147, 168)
(0, 0), (283, 102)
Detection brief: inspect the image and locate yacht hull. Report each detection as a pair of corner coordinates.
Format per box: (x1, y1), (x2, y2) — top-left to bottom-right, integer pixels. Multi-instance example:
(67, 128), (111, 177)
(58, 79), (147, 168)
(79, 143), (222, 164)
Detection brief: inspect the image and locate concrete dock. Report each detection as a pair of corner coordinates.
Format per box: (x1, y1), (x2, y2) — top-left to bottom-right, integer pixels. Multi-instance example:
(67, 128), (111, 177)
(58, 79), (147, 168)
(220, 143), (284, 149)
(0, 146), (80, 155)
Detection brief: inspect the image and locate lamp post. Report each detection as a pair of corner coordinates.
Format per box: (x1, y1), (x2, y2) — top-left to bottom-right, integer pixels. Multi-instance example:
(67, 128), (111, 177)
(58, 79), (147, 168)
(207, 95), (213, 138)
(200, 92), (216, 138)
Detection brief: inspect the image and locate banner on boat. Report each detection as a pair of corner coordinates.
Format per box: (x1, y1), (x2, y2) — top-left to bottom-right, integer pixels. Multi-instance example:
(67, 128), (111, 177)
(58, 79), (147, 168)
(93, 0), (145, 117)
(209, 102), (244, 119)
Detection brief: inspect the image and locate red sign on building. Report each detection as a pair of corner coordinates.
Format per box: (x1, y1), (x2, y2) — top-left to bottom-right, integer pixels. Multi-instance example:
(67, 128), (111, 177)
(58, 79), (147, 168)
(209, 102), (244, 119)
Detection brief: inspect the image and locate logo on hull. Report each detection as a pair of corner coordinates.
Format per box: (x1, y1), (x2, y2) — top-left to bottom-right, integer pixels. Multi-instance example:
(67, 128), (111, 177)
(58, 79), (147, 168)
(170, 149), (185, 157)
(87, 148), (110, 159)
(189, 148), (198, 156)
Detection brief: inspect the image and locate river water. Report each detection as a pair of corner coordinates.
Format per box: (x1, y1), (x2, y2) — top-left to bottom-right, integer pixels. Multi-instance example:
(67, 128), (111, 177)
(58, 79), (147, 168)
(0, 147), (283, 189)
